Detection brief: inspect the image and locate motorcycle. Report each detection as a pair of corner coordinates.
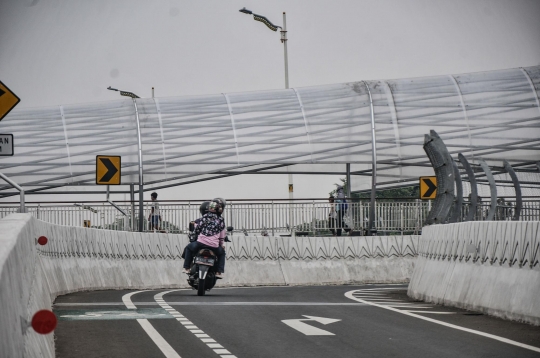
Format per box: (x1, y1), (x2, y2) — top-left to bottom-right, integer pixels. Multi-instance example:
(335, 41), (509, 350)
(186, 226), (233, 296)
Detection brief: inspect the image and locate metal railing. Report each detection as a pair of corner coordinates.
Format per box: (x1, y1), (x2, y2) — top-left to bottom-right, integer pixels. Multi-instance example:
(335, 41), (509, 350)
(0, 199), (538, 236)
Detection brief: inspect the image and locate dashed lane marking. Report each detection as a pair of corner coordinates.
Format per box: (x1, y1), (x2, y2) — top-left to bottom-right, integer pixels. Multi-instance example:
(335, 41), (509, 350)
(345, 289), (540, 353)
(155, 290), (237, 358)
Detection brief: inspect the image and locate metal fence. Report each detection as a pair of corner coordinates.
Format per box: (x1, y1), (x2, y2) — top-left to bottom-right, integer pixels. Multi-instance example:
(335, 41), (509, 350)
(0, 199), (538, 236)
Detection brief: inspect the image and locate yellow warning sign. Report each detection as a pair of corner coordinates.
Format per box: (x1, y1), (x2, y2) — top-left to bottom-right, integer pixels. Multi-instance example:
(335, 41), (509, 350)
(419, 176), (437, 199)
(83, 220), (91, 228)
(96, 155), (121, 185)
(288, 184), (294, 193)
(0, 81), (21, 122)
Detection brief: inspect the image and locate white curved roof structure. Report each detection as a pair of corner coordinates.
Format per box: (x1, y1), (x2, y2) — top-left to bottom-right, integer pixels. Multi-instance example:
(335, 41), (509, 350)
(0, 66), (539, 195)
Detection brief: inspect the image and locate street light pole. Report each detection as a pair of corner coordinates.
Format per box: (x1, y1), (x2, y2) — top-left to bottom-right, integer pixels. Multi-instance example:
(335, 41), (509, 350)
(281, 12), (289, 90)
(280, 12), (293, 203)
(107, 86), (144, 232)
(239, 8), (294, 204)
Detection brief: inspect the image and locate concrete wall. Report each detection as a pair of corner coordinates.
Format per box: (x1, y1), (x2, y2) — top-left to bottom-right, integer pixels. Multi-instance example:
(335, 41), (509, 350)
(0, 214), (418, 358)
(408, 221), (540, 325)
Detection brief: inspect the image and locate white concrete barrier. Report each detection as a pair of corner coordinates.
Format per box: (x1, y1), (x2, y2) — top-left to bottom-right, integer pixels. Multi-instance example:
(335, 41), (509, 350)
(408, 221), (540, 325)
(0, 214), (418, 357)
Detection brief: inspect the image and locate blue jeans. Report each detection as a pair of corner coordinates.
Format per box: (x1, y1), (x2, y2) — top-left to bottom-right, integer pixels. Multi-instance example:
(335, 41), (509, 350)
(149, 215), (160, 228)
(183, 241), (226, 273)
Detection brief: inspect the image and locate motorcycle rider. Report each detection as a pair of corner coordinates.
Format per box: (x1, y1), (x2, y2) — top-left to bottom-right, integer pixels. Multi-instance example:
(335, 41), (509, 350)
(183, 198), (227, 278)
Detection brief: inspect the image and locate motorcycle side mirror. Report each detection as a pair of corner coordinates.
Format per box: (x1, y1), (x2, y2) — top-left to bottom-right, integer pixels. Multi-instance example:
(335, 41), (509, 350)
(227, 226), (234, 232)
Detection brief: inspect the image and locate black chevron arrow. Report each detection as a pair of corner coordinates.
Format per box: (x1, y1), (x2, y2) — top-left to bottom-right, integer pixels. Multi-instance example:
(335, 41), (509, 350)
(0, 88), (5, 97)
(99, 158), (118, 183)
(422, 178), (437, 197)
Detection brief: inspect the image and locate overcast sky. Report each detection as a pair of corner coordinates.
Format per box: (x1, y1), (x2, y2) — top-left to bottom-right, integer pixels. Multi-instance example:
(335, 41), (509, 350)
(1, 0), (539, 202)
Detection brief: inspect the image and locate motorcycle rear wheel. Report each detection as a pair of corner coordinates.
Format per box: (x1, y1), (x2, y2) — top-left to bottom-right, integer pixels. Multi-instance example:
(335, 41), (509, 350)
(197, 278), (206, 296)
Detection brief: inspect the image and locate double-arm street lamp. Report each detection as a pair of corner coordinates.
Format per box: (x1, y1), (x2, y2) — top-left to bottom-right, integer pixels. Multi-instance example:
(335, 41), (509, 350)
(107, 86), (144, 232)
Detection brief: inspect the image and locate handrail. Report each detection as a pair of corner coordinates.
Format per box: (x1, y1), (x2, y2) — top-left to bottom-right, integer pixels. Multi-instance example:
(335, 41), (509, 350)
(0, 172), (25, 213)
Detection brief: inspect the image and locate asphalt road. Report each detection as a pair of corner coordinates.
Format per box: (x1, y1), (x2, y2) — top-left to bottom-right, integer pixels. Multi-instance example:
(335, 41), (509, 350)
(53, 285), (540, 358)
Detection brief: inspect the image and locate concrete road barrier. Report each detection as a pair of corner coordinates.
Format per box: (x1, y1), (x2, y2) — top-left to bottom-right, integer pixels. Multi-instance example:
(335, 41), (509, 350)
(0, 214), (418, 357)
(408, 221), (540, 325)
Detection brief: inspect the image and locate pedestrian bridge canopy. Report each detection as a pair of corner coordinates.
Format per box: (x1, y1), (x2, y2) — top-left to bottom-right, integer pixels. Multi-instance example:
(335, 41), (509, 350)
(0, 66), (539, 195)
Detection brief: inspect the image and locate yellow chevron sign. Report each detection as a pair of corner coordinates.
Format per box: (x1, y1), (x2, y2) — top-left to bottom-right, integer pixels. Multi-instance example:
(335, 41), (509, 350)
(96, 156), (121, 185)
(0, 81), (20, 121)
(419, 176), (437, 199)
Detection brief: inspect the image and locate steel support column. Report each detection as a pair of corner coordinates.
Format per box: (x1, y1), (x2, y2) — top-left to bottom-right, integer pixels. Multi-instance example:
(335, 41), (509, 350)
(346, 163), (351, 199)
(458, 154), (478, 222)
(132, 98), (144, 232)
(479, 159), (497, 221)
(363, 81), (377, 234)
(503, 160), (522, 221)
(130, 184), (135, 231)
(423, 130), (455, 225)
(448, 161), (463, 223)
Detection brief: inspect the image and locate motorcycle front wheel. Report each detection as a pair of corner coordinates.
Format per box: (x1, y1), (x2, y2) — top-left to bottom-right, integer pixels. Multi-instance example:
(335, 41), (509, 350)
(197, 277), (206, 296)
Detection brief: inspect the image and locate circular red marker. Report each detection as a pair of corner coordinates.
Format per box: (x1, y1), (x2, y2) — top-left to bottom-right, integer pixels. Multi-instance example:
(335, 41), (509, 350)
(31, 310), (57, 334)
(37, 236), (48, 245)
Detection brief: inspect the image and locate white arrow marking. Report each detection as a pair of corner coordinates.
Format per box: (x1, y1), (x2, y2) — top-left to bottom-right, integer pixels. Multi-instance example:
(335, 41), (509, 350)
(282, 315), (341, 336)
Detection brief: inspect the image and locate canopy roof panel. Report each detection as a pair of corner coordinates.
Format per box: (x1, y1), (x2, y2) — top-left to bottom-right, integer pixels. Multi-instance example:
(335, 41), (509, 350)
(0, 66), (539, 194)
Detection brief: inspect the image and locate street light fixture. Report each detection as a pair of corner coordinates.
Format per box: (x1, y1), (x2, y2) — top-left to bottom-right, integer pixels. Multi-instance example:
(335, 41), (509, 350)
(107, 86), (144, 232)
(239, 8), (289, 89)
(107, 86), (140, 99)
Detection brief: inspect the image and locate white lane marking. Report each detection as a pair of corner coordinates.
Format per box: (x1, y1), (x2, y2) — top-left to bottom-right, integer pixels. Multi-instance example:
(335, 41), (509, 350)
(384, 305), (433, 309)
(356, 287), (406, 290)
(282, 315), (341, 336)
(56, 302), (366, 306)
(137, 319), (181, 358)
(122, 290), (147, 309)
(407, 311), (458, 314)
(122, 290), (190, 358)
(345, 290), (540, 353)
(156, 290), (236, 358)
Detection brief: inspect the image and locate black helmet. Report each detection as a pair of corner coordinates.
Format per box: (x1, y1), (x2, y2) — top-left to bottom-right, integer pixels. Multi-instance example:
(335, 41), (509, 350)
(208, 199), (224, 215)
(212, 197), (227, 210)
(199, 201), (210, 216)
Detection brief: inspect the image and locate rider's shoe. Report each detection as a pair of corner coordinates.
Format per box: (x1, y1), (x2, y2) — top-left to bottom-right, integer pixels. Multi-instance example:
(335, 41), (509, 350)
(183, 268), (190, 274)
(215, 272), (223, 279)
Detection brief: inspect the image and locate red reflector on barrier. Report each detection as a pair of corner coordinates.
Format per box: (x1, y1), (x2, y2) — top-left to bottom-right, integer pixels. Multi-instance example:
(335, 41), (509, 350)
(37, 236), (48, 245)
(31, 310), (57, 334)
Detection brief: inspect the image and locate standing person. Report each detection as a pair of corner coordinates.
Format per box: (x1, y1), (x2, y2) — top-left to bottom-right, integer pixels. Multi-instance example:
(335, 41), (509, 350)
(335, 186), (350, 235)
(183, 199), (227, 278)
(328, 196), (339, 236)
(148, 192), (162, 232)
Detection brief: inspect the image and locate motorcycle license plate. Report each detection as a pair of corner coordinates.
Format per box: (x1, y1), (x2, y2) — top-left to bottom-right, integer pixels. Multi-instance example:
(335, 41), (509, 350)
(195, 257), (215, 266)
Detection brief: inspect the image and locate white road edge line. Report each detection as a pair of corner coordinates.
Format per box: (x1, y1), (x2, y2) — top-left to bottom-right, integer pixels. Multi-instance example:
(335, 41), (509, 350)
(122, 290), (148, 309)
(122, 290), (187, 358)
(345, 290), (540, 353)
(157, 290), (237, 358)
(137, 319), (181, 358)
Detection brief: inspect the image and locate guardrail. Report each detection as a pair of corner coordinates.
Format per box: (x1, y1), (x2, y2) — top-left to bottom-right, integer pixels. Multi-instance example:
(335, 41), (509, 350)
(0, 199), (538, 235)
